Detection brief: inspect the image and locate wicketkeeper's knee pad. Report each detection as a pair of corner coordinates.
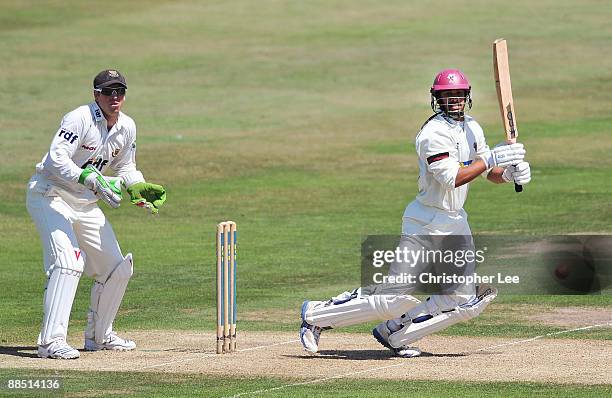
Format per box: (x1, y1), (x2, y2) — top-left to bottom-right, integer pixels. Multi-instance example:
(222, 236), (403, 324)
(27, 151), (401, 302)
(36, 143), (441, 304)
(305, 293), (421, 329)
(388, 285), (497, 347)
(87, 253), (133, 343)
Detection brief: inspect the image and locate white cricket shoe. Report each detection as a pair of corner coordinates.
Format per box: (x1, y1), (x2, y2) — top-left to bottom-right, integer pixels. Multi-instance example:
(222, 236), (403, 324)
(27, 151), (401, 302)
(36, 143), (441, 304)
(38, 339), (80, 359)
(372, 321), (421, 358)
(300, 300), (325, 353)
(84, 332), (136, 351)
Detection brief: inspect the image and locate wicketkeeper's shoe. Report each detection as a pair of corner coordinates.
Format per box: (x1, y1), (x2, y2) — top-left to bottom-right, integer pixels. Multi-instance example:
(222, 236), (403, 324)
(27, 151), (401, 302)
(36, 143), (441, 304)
(84, 332), (136, 351)
(38, 339), (80, 359)
(300, 300), (325, 353)
(372, 322), (421, 358)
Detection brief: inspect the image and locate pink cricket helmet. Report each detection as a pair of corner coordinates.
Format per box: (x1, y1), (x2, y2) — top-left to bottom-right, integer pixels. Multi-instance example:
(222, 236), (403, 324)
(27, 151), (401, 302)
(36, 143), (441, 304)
(430, 69), (471, 93)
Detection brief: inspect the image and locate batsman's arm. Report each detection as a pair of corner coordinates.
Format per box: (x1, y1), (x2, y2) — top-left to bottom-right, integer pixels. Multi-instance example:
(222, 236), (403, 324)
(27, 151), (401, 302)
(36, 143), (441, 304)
(475, 137), (512, 184)
(486, 167), (508, 184)
(454, 160), (488, 187)
(456, 142), (526, 187)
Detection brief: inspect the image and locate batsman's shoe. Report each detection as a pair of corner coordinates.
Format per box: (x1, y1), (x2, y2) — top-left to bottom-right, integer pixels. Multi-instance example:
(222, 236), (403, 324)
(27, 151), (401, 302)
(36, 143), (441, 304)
(38, 339), (80, 359)
(373, 322), (421, 358)
(84, 332), (136, 352)
(300, 300), (324, 353)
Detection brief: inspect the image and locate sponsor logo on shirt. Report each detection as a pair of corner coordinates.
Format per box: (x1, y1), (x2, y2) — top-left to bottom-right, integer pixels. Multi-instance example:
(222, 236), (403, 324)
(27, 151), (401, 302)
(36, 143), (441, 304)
(81, 144), (96, 151)
(58, 129), (78, 144)
(111, 148), (120, 157)
(82, 157), (108, 171)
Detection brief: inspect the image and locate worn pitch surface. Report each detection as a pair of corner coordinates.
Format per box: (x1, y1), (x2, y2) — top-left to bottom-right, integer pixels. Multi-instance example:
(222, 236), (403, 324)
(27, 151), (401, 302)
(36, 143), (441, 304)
(2, 330), (610, 385)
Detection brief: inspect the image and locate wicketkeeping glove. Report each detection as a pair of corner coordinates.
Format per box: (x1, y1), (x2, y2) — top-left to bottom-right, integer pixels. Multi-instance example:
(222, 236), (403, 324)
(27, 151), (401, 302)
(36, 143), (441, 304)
(78, 165), (123, 208)
(479, 143), (526, 169)
(126, 182), (166, 214)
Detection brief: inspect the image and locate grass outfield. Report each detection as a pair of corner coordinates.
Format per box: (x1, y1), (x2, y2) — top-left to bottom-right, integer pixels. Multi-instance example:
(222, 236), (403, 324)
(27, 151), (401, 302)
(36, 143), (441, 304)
(0, 369), (611, 398)
(0, 0), (610, 396)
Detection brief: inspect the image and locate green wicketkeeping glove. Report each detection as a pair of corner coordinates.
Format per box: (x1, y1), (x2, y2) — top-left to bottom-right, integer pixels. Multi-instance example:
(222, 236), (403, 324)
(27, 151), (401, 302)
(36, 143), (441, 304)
(79, 165), (123, 208)
(126, 182), (166, 214)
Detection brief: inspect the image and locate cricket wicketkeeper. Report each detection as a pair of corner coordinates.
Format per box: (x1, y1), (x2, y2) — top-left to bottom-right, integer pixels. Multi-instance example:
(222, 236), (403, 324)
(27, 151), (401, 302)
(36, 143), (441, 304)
(300, 69), (531, 357)
(26, 69), (166, 359)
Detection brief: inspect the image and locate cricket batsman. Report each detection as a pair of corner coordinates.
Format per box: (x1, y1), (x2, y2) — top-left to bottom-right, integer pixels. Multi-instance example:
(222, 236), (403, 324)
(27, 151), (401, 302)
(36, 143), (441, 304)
(26, 69), (166, 359)
(300, 69), (531, 357)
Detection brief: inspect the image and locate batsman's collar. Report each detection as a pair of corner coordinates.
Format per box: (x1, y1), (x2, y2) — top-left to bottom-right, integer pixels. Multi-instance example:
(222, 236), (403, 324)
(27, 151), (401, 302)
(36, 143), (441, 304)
(94, 69), (127, 89)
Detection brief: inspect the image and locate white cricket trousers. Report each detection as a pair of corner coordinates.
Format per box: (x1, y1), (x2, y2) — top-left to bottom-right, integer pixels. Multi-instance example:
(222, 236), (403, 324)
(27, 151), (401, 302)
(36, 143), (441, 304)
(26, 180), (124, 345)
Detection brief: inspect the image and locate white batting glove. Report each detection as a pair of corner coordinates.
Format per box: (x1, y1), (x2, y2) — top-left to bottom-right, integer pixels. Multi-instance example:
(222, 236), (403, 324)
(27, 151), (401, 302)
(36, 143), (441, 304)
(79, 166), (123, 208)
(502, 161), (531, 185)
(480, 143), (526, 168)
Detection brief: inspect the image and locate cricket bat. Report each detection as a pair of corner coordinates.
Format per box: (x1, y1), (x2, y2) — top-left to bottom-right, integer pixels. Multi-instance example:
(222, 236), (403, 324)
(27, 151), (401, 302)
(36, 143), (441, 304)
(493, 38), (522, 193)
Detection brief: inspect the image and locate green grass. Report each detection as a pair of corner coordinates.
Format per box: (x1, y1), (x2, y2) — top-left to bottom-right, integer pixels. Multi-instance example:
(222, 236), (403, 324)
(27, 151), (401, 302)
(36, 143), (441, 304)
(0, 0), (610, 396)
(0, 369), (610, 398)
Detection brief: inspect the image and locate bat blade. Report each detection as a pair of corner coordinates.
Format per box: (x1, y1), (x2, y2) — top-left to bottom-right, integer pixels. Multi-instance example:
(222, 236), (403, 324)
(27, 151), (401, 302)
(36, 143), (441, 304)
(493, 38), (522, 192)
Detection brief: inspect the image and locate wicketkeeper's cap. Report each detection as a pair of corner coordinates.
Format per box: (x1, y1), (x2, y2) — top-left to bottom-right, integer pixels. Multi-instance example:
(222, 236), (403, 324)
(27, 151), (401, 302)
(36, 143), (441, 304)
(93, 69), (127, 89)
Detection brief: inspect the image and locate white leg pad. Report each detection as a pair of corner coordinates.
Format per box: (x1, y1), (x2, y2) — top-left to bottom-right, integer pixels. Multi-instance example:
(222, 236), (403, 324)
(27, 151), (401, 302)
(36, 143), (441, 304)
(39, 249), (84, 345)
(305, 293), (421, 328)
(406, 293), (476, 320)
(87, 253), (133, 344)
(388, 286), (497, 348)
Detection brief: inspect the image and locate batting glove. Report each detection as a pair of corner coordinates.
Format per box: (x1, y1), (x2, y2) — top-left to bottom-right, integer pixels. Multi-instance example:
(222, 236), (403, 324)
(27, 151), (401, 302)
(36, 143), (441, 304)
(502, 161), (531, 185)
(79, 165), (122, 208)
(480, 143), (526, 169)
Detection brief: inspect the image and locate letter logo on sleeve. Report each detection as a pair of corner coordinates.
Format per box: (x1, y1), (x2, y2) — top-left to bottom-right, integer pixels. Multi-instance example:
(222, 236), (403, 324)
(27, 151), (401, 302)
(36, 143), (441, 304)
(58, 129), (79, 144)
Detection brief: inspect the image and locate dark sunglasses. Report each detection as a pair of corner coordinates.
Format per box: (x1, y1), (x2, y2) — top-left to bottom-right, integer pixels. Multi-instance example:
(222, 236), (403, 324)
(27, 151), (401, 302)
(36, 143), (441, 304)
(95, 87), (126, 96)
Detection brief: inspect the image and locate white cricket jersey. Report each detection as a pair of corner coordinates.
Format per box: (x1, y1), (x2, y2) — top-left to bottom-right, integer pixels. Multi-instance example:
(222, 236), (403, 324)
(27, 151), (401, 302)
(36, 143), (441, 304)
(412, 113), (490, 212)
(31, 102), (144, 204)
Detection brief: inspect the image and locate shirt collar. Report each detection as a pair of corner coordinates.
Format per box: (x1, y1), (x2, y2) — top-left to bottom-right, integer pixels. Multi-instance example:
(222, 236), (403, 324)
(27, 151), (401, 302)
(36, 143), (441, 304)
(89, 102), (124, 129)
(89, 102), (105, 122)
(437, 112), (465, 128)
